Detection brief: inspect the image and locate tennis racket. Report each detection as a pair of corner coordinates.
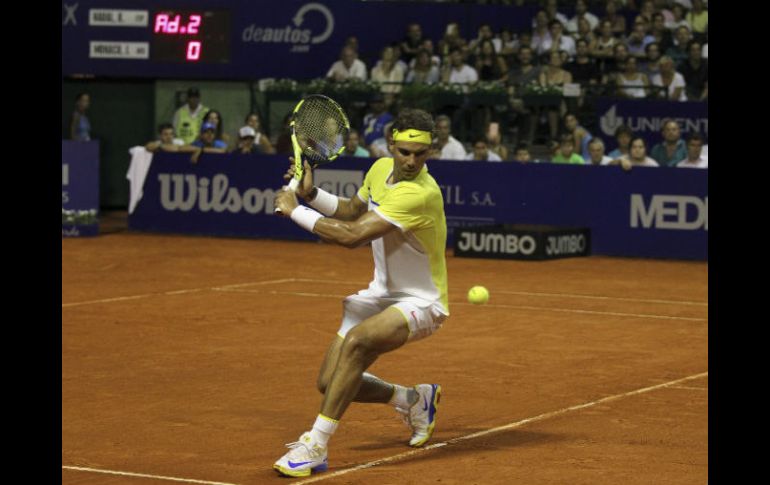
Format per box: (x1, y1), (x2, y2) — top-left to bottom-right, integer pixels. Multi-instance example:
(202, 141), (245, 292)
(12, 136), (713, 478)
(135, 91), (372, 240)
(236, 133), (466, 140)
(276, 94), (350, 213)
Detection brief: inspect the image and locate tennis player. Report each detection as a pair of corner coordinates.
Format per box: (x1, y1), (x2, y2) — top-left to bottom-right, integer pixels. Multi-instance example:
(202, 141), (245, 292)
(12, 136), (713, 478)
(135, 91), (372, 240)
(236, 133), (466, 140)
(273, 108), (449, 477)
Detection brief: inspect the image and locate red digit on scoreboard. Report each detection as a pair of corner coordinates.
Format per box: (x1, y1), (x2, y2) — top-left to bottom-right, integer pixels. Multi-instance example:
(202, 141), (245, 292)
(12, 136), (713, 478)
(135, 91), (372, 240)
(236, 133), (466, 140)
(188, 15), (201, 34)
(187, 41), (201, 61)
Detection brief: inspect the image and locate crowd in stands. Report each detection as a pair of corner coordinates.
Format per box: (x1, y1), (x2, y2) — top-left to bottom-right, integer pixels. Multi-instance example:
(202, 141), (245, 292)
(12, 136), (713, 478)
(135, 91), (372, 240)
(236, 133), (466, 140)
(135, 1), (706, 169)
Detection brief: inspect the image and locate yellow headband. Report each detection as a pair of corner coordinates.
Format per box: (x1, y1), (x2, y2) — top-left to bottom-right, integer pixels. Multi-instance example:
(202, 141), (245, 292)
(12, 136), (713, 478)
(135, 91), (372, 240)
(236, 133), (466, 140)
(392, 129), (432, 145)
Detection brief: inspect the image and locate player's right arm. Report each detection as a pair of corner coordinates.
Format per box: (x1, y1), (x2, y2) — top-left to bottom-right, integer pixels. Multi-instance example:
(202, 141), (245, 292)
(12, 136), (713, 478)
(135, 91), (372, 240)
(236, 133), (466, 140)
(283, 160), (368, 221)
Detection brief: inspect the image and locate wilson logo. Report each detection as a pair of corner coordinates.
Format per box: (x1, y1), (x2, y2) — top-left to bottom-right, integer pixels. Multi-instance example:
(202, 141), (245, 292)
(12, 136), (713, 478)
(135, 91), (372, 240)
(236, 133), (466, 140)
(158, 173), (277, 214)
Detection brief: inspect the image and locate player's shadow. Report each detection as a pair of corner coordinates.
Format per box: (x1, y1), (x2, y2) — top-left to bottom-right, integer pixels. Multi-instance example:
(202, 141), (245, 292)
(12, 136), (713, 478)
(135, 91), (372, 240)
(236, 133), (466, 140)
(349, 428), (561, 456)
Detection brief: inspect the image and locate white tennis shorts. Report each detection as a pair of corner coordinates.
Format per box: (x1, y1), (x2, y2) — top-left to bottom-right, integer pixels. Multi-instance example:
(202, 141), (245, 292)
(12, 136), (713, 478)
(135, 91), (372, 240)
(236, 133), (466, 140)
(337, 289), (448, 342)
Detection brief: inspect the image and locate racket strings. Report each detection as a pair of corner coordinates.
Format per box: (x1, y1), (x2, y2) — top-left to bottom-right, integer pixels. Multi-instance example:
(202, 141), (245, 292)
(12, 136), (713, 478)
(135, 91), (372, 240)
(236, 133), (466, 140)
(294, 98), (349, 164)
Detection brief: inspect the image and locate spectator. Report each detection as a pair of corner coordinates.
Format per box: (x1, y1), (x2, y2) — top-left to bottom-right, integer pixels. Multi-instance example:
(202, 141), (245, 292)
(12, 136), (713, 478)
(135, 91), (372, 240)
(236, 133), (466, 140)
(506, 45), (541, 146)
(567, 38), (601, 89)
(144, 123), (184, 151)
(410, 38), (441, 69)
(547, 138), (560, 161)
(602, 43), (630, 85)
(468, 23), (496, 58)
(538, 50), (573, 140)
(567, 0), (599, 34)
(474, 39), (508, 83)
(440, 47), (479, 89)
(573, 17), (598, 52)
(676, 133), (708, 168)
(651, 55), (687, 101)
(191, 122), (228, 154)
(437, 22), (467, 59)
(587, 137), (614, 165)
(361, 93), (394, 151)
(173, 87), (208, 145)
(679, 40), (708, 101)
(653, 0), (675, 25)
(666, 3), (690, 31)
(371, 45), (406, 94)
(686, 0), (708, 41)
(665, 26), (691, 67)
(543, 0), (569, 27)
(274, 112), (293, 155)
(513, 143), (532, 163)
(368, 121), (394, 159)
(592, 20), (619, 72)
(465, 137), (503, 162)
(626, 19), (656, 58)
(434, 114), (467, 160)
(602, 0), (627, 36)
(342, 129), (371, 158)
(485, 122), (509, 161)
(531, 10), (552, 55)
(635, 0), (656, 25)
(493, 28), (516, 58)
(202, 109), (231, 149)
(567, 0), (600, 34)
(608, 124), (634, 159)
(326, 46), (367, 82)
(243, 112), (276, 154)
(400, 23), (424, 65)
(616, 56), (650, 98)
(70, 92), (91, 141)
(650, 119), (687, 166)
(551, 134), (586, 164)
(511, 30), (533, 54)
(232, 126), (261, 155)
(538, 20), (576, 58)
(641, 42), (662, 79)
(649, 12), (673, 52)
(612, 136), (659, 169)
(406, 49), (440, 85)
(563, 112), (592, 160)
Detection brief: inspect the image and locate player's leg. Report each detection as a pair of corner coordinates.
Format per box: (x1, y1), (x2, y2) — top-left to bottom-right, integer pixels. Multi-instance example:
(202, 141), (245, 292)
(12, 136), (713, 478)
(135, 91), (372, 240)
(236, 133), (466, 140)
(320, 306), (410, 419)
(273, 307), (408, 478)
(317, 336), (416, 404)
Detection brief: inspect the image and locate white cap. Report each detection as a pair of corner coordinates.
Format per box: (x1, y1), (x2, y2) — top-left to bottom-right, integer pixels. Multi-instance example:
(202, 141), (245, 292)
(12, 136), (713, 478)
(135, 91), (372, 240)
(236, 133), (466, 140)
(239, 126), (256, 138)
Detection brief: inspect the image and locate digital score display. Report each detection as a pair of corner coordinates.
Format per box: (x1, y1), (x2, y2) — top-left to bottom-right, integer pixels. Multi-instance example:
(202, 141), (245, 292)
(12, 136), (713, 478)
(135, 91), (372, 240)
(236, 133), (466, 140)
(151, 10), (230, 63)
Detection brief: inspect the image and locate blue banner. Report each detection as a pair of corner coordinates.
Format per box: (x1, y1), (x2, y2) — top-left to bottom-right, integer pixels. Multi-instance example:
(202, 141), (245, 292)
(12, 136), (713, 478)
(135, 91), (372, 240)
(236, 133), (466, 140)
(129, 153), (707, 260)
(595, 98), (709, 152)
(62, 0), (537, 80)
(62, 140), (100, 237)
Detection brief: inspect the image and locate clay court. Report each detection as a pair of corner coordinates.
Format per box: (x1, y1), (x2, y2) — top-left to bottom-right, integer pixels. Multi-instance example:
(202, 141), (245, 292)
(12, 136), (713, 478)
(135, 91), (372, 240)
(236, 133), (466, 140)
(62, 229), (707, 485)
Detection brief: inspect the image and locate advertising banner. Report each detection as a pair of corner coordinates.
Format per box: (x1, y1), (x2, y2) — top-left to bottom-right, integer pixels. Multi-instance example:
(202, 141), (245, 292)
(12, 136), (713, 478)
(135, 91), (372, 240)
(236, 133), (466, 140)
(62, 140), (100, 237)
(129, 153), (707, 260)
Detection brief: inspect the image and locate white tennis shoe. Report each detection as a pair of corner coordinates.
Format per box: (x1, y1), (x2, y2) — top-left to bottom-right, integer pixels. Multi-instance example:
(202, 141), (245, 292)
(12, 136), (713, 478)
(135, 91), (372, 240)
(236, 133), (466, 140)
(273, 432), (328, 477)
(396, 383), (442, 447)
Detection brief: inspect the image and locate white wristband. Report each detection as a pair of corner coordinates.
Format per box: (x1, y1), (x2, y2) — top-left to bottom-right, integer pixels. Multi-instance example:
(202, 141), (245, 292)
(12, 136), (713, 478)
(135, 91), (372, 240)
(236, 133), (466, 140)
(290, 206), (323, 233)
(308, 187), (339, 217)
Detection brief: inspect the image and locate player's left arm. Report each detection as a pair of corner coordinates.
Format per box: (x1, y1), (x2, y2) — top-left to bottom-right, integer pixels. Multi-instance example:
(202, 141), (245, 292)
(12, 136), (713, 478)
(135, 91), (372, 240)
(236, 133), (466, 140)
(313, 211), (397, 248)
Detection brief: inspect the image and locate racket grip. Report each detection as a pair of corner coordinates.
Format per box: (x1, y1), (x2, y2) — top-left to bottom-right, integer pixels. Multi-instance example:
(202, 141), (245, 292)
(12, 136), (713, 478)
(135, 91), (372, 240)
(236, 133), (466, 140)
(274, 177), (301, 214)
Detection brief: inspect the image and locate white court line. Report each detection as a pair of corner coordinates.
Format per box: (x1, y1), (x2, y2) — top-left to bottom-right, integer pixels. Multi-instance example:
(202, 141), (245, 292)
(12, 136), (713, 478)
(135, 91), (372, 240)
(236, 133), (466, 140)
(286, 279), (707, 307)
(294, 371), (708, 484)
(61, 466), (237, 485)
(669, 385), (709, 391)
(492, 290), (707, 307)
(216, 288), (706, 322)
(61, 278), (297, 308)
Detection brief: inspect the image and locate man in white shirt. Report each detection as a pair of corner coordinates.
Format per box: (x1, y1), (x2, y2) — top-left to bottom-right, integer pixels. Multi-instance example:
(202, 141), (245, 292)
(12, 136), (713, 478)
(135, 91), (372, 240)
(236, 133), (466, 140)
(441, 48), (478, 90)
(566, 0), (599, 33)
(676, 133), (708, 168)
(465, 138), (503, 162)
(327, 46), (368, 82)
(587, 138), (614, 165)
(434, 115), (466, 160)
(538, 20), (576, 58)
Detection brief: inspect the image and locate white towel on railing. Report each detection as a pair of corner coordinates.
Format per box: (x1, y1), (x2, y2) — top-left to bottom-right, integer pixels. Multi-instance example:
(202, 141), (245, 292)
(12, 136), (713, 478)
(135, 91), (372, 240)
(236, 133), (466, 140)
(126, 146), (154, 214)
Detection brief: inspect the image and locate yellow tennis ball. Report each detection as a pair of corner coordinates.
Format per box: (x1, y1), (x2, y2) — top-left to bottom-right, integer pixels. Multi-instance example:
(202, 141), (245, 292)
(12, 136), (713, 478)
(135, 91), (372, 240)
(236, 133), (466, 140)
(467, 286), (489, 305)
